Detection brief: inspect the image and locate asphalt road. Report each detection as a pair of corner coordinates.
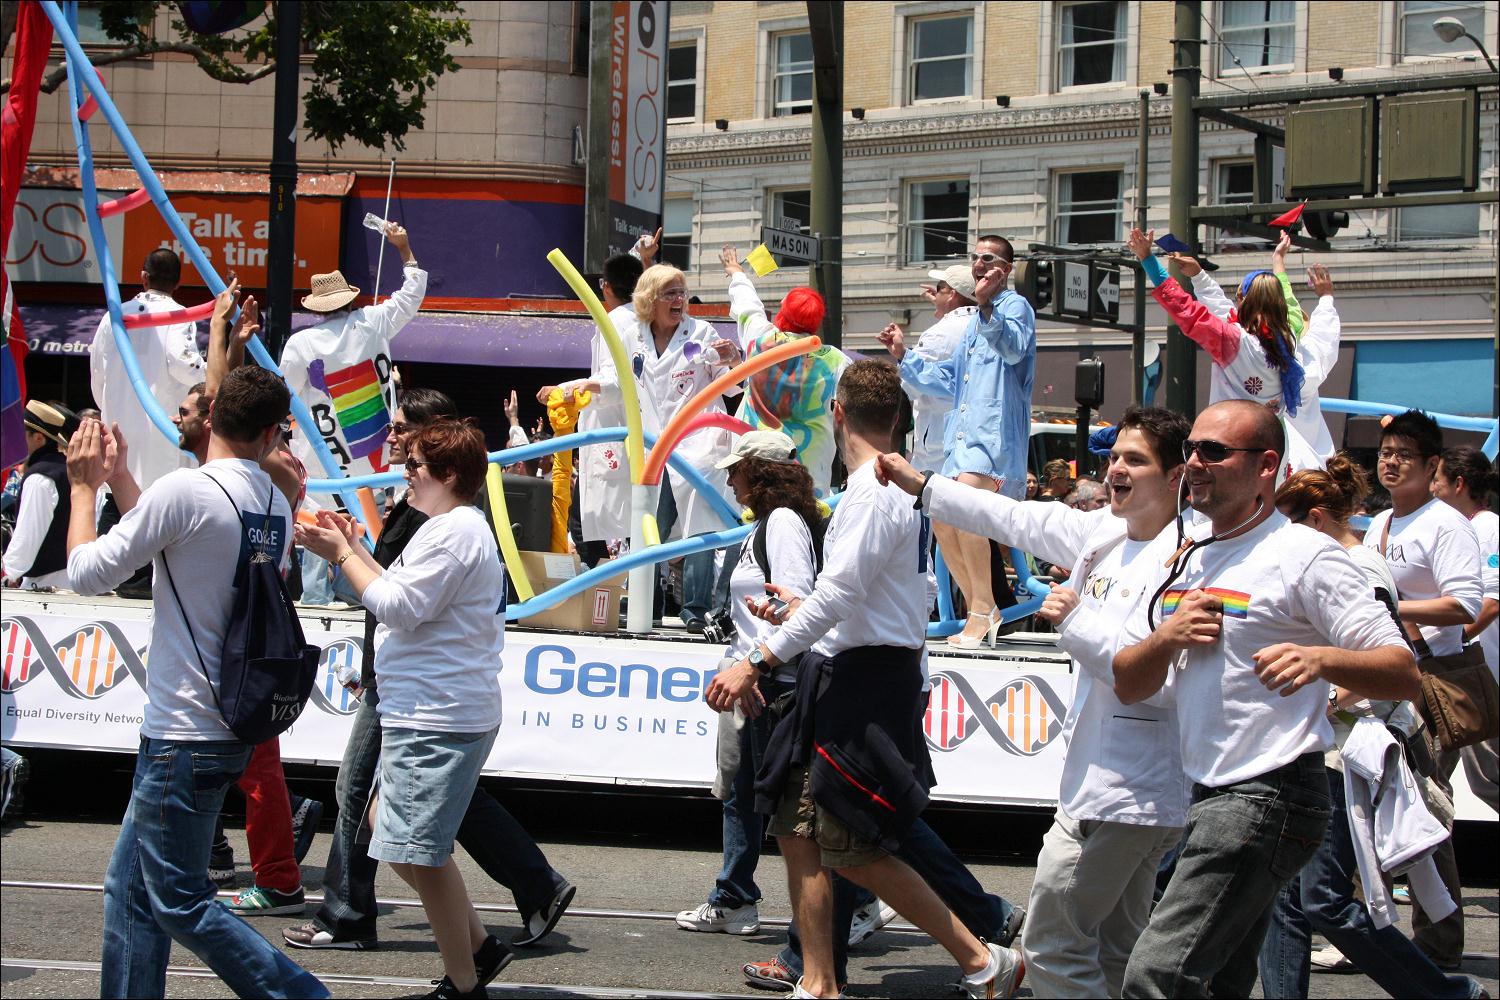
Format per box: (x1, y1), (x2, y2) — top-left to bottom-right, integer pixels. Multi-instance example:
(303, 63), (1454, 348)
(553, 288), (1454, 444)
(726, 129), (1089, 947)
(1, 756), (1496, 999)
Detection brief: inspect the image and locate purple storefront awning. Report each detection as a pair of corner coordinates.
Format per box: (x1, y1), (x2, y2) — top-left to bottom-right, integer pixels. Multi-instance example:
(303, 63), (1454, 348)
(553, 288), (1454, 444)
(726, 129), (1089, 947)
(17, 304), (738, 369)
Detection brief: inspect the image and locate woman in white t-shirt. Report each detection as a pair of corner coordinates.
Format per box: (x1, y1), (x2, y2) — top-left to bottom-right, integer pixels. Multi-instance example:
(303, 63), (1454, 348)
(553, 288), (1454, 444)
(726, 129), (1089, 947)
(1258, 456), (1481, 1000)
(297, 419), (509, 998)
(677, 430), (820, 936)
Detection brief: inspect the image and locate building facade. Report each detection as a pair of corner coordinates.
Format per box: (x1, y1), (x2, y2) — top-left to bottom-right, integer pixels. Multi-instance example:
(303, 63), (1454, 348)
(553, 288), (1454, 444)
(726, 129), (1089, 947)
(661, 0), (1498, 427)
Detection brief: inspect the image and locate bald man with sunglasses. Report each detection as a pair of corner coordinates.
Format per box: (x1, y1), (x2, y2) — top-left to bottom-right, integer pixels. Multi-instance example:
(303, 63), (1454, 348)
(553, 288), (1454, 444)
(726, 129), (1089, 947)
(1113, 400), (1419, 999)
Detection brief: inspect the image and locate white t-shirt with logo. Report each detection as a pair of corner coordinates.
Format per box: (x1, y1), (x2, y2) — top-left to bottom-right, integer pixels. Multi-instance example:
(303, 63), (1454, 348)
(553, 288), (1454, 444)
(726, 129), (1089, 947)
(1472, 508), (1498, 680)
(1363, 500), (1484, 657)
(1168, 514), (1408, 788)
(765, 459), (935, 662)
(365, 505), (505, 733)
(67, 460), (292, 741)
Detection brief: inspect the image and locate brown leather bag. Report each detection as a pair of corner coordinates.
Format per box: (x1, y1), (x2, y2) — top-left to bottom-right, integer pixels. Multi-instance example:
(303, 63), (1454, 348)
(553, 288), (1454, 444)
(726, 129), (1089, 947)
(1382, 516), (1500, 752)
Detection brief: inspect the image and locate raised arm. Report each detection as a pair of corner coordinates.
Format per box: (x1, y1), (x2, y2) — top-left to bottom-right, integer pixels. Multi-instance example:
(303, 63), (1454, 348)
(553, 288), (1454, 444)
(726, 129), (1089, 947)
(372, 223), (426, 335)
(1152, 277), (1242, 369)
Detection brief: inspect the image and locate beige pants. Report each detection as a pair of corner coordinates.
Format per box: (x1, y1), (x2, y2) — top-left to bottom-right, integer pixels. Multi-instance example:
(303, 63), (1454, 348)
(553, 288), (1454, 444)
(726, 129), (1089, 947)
(1022, 809), (1183, 999)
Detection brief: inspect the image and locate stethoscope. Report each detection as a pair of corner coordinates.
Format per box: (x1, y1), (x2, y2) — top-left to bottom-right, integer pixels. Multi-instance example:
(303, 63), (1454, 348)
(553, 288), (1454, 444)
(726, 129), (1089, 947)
(1146, 475), (1268, 631)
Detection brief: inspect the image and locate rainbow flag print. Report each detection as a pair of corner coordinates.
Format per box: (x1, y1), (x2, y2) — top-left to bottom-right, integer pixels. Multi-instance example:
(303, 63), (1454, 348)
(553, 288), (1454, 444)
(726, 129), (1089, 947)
(1162, 587), (1251, 619)
(308, 358), (390, 464)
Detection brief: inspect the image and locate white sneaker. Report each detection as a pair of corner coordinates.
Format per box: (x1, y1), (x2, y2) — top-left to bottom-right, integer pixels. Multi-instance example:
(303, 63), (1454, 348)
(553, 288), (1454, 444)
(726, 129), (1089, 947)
(791, 978), (847, 999)
(848, 899), (898, 947)
(1310, 944), (1353, 972)
(961, 942), (1025, 999)
(674, 901), (760, 935)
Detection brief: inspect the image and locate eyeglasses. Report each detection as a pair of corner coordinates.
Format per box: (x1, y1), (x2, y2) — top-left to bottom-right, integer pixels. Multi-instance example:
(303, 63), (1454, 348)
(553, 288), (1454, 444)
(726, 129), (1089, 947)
(1377, 448), (1422, 465)
(406, 458), (429, 471)
(1182, 439), (1262, 464)
(658, 288), (688, 300)
(391, 421), (412, 436)
(968, 252), (1005, 264)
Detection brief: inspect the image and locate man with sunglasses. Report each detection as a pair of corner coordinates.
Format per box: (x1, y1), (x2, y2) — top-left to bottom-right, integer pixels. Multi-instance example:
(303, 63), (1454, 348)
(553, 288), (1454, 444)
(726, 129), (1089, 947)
(1112, 400), (1419, 999)
(1361, 409), (1483, 972)
(876, 405), (1191, 998)
(877, 235), (1036, 649)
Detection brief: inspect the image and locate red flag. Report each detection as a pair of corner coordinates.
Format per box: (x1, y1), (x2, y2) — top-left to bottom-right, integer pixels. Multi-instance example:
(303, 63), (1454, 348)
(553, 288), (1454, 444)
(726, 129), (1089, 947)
(1268, 202), (1306, 229)
(1, 1), (55, 469)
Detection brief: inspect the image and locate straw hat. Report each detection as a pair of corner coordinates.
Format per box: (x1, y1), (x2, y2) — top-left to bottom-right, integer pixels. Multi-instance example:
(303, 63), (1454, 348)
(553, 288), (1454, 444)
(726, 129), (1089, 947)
(301, 270), (361, 312)
(24, 400), (79, 448)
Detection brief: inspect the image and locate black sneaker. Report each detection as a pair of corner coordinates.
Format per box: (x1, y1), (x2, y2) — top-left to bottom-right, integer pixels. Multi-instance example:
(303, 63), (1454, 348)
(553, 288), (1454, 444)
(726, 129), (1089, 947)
(420, 975), (488, 999)
(473, 934), (514, 987)
(997, 905), (1027, 948)
(290, 796), (325, 864)
(513, 881), (575, 947)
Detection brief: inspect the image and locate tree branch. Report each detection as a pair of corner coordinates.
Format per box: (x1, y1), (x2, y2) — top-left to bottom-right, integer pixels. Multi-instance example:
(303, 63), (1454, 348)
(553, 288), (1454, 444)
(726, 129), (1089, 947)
(1, 40), (274, 94)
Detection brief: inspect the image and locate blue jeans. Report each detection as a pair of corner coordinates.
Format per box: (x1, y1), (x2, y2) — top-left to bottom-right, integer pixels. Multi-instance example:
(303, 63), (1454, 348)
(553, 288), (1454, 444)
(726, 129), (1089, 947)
(1258, 767), (1479, 999)
(709, 677), (791, 910)
(315, 685), (566, 940)
(299, 548), (333, 605)
(778, 816), (1016, 983)
(656, 471), (715, 624)
(1122, 752), (1332, 999)
(101, 738), (327, 999)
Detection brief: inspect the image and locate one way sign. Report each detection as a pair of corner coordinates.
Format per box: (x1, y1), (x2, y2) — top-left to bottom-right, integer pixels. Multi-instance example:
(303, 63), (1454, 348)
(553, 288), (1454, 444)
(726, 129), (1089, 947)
(1094, 263), (1120, 323)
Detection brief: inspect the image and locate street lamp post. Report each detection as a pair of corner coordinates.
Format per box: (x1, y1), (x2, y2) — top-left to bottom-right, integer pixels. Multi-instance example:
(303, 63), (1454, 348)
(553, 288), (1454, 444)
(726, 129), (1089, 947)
(1432, 16), (1498, 72)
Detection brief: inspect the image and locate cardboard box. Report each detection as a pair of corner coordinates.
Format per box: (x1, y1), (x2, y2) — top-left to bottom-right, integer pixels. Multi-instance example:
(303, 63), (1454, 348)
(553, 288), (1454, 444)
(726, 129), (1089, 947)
(512, 551), (626, 633)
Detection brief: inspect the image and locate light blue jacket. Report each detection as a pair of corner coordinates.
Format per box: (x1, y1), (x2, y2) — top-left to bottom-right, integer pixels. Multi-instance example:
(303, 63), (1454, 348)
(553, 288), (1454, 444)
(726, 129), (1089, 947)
(898, 288), (1035, 496)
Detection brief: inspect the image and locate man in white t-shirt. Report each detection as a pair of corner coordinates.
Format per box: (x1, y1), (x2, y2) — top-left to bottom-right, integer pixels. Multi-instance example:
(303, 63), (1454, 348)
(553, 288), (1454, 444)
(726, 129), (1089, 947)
(877, 405), (1193, 998)
(1363, 411), (1484, 971)
(1113, 400), (1417, 999)
(706, 360), (1023, 1000)
(64, 367), (327, 999)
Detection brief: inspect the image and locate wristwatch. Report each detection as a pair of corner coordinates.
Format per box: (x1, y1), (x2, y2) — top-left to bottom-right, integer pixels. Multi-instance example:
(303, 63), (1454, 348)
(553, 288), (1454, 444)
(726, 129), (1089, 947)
(748, 648), (770, 675)
(913, 469), (937, 510)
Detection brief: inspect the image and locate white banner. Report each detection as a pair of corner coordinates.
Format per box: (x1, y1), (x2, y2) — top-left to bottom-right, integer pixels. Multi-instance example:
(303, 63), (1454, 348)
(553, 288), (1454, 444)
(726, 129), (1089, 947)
(7, 597), (1486, 820)
(0, 597), (1074, 805)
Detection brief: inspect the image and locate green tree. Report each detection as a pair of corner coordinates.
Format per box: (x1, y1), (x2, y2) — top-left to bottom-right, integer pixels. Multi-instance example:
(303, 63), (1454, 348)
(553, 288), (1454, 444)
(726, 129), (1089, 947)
(0, 1), (471, 152)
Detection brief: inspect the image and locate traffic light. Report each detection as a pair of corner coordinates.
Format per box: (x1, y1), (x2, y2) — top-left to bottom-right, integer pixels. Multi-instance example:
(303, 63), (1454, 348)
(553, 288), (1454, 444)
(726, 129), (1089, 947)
(1014, 258), (1053, 312)
(1304, 210), (1350, 241)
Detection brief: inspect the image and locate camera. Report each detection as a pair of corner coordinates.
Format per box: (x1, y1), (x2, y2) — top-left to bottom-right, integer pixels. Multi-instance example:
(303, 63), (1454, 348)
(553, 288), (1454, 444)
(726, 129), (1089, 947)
(700, 608), (736, 646)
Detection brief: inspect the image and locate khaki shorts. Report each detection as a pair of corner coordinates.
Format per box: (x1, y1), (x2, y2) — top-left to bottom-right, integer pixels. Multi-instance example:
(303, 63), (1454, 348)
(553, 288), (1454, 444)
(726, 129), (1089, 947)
(766, 763), (885, 868)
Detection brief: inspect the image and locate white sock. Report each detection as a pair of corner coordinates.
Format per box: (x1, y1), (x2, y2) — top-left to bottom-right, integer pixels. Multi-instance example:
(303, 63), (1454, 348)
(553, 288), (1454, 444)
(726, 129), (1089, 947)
(963, 943), (1000, 985)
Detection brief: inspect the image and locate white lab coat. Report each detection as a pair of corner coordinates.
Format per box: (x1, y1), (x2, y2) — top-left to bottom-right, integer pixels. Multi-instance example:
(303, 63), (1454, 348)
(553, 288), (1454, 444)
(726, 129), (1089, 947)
(280, 264), (426, 497)
(577, 308), (734, 541)
(89, 290), (206, 490)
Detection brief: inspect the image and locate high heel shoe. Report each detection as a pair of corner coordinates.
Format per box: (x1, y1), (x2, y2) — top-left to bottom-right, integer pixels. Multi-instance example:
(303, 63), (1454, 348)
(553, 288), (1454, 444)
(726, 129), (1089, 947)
(947, 609), (1002, 649)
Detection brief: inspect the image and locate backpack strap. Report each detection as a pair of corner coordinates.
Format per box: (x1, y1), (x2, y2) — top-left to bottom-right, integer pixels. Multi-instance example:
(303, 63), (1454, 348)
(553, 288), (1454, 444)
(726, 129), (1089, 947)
(161, 548), (224, 713)
(752, 508), (825, 584)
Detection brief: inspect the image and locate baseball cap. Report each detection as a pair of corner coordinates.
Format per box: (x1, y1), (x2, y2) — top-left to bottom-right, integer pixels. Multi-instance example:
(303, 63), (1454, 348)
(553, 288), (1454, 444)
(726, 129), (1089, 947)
(927, 264), (976, 302)
(714, 430), (798, 469)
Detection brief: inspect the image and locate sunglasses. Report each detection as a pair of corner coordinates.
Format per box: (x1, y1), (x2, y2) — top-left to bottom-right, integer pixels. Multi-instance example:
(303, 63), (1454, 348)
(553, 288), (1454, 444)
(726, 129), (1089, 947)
(1182, 439), (1262, 464)
(968, 252), (1005, 264)
(405, 458), (429, 471)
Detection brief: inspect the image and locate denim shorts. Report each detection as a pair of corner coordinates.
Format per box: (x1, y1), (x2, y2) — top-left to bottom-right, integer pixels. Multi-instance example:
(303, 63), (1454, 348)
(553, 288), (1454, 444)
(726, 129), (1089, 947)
(368, 725), (497, 867)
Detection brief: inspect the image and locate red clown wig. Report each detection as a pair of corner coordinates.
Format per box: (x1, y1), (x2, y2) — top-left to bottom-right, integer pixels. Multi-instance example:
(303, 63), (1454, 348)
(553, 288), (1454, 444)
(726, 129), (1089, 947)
(773, 287), (826, 336)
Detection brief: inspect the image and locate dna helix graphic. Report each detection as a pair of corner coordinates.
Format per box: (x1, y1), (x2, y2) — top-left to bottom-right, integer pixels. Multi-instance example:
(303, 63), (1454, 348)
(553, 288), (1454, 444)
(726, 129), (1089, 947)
(2, 615), (364, 717)
(2, 615), (149, 700)
(923, 670), (1067, 757)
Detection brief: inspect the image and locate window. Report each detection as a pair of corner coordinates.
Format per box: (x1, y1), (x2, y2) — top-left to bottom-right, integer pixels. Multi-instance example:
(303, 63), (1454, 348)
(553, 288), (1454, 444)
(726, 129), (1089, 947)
(1399, 1), (1488, 59)
(1396, 201), (1481, 240)
(1216, 1), (1295, 72)
(1057, 2), (1126, 87)
(68, 2), (132, 46)
(660, 198), (694, 271)
(772, 31), (813, 116)
(667, 42), (698, 123)
(1213, 160), (1259, 249)
(572, 0), (590, 75)
(906, 179), (970, 264)
(1053, 171), (1123, 244)
(771, 189), (812, 235)
(908, 14), (974, 102)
